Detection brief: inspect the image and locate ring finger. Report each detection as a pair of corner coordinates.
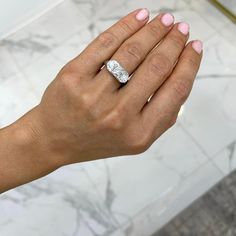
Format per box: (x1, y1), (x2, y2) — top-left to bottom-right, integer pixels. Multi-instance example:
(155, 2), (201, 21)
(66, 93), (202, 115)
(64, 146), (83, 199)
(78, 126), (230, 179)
(120, 21), (190, 111)
(94, 12), (175, 92)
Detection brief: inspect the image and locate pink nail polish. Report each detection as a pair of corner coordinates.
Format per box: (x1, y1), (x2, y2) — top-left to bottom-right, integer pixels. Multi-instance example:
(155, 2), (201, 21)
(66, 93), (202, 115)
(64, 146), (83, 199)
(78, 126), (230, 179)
(178, 22), (190, 35)
(161, 13), (174, 26)
(136, 8), (149, 21)
(192, 40), (203, 54)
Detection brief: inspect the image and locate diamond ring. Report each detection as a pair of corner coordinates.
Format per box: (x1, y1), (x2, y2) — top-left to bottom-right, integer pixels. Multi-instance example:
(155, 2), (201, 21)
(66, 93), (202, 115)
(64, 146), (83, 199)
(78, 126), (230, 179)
(105, 60), (130, 83)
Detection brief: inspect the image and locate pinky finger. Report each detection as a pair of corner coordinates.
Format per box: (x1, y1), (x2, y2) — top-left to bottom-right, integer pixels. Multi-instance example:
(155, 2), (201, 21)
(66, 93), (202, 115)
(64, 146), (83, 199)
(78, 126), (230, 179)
(141, 40), (203, 136)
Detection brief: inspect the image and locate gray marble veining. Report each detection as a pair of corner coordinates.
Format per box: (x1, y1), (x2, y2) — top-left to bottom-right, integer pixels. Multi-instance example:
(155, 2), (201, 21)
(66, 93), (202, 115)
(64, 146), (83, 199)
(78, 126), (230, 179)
(0, 0), (236, 236)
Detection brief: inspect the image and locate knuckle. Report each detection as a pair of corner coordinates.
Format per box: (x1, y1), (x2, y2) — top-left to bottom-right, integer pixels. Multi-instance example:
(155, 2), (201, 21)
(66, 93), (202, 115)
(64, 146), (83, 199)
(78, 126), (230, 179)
(168, 114), (178, 128)
(168, 34), (185, 49)
(100, 108), (125, 131)
(60, 72), (79, 90)
(147, 23), (162, 38)
(118, 19), (134, 34)
(97, 31), (117, 48)
(172, 79), (191, 103)
(128, 134), (152, 154)
(62, 60), (85, 75)
(148, 53), (172, 77)
(182, 56), (200, 70)
(122, 41), (143, 61)
(79, 92), (96, 111)
(80, 94), (101, 121)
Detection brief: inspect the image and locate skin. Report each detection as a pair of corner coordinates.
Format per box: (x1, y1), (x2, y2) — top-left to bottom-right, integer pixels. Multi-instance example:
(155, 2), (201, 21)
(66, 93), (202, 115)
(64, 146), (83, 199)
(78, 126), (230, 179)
(0, 9), (202, 193)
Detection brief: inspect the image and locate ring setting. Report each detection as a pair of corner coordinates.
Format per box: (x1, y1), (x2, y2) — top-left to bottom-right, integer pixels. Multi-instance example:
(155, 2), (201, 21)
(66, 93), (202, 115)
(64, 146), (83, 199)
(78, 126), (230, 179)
(105, 60), (130, 83)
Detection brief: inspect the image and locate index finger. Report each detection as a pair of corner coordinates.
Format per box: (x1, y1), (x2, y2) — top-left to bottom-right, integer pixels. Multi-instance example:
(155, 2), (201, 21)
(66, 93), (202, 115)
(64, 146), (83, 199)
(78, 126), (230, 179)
(68, 8), (150, 76)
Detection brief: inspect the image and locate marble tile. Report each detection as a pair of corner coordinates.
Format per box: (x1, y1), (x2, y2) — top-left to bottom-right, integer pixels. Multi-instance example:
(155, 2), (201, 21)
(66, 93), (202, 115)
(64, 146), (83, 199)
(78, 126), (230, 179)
(2, 0), (90, 69)
(124, 0), (188, 14)
(94, 0), (217, 46)
(1, 28), (57, 70)
(183, 0), (231, 31)
(217, 0), (236, 13)
(221, 22), (236, 49)
(50, 29), (92, 64)
(198, 33), (236, 77)
(179, 77), (236, 157)
(155, 170), (236, 236)
(174, 9), (216, 41)
(0, 0), (235, 236)
(82, 125), (208, 229)
(212, 140), (236, 175)
(118, 0), (218, 42)
(0, 165), (121, 236)
(0, 193), (78, 236)
(22, 53), (65, 97)
(84, 155), (181, 227)
(222, 79), (236, 125)
(110, 230), (126, 236)
(0, 45), (20, 82)
(147, 124), (208, 178)
(89, 0), (191, 37)
(0, 72), (39, 128)
(121, 161), (223, 236)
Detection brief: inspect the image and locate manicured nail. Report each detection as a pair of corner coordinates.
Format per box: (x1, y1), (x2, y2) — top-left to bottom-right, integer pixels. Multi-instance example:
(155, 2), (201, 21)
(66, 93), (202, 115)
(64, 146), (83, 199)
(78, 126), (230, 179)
(136, 8), (149, 21)
(161, 13), (174, 26)
(192, 40), (203, 54)
(178, 22), (190, 35)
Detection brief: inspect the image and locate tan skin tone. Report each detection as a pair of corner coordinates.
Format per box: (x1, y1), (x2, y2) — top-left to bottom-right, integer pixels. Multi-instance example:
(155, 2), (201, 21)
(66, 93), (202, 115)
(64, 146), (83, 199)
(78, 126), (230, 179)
(0, 10), (202, 193)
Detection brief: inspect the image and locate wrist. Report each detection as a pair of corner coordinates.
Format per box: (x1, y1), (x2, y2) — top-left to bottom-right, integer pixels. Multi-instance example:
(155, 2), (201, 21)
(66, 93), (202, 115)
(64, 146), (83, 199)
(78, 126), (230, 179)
(16, 105), (65, 169)
(0, 106), (62, 192)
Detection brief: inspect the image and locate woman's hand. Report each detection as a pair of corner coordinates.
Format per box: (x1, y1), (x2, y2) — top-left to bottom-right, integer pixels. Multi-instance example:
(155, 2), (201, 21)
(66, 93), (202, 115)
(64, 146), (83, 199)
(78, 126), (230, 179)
(31, 9), (202, 165)
(0, 9), (202, 192)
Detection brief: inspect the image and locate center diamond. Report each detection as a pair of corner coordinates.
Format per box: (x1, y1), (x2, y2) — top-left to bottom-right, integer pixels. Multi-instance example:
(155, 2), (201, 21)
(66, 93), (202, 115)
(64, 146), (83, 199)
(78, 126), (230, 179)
(106, 60), (129, 83)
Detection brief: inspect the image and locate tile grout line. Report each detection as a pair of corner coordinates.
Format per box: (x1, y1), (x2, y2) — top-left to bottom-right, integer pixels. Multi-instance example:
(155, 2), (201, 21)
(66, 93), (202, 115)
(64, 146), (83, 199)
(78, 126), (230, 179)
(120, 155), (223, 235)
(179, 123), (226, 176)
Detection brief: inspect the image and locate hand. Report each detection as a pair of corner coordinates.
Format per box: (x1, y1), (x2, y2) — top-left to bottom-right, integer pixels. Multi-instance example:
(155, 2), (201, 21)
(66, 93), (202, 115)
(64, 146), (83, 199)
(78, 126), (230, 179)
(0, 9), (203, 192)
(23, 9), (203, 166)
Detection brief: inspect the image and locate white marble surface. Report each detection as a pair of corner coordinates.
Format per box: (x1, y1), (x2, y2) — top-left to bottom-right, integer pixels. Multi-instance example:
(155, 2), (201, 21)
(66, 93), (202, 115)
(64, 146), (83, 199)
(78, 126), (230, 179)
(218, 0), (236, 14)
(0, 0), (236, 235)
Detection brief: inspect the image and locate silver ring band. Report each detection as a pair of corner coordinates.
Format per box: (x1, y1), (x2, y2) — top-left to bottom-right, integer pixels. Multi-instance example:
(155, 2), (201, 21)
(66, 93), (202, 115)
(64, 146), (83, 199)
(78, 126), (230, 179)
(105, 60), (130, 84)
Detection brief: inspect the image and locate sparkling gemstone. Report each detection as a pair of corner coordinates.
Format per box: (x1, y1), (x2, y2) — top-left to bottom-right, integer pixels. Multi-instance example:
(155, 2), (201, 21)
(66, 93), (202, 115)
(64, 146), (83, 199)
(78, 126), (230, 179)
(106, 60), (129, 83)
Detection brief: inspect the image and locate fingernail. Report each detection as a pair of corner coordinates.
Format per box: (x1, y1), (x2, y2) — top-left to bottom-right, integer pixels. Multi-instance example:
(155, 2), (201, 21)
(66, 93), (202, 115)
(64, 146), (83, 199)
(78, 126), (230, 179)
(178, 22), (190, 35)
(161, 13), (174, 26)
(192, 40), (203, 54)
(136, 8), (149, 21)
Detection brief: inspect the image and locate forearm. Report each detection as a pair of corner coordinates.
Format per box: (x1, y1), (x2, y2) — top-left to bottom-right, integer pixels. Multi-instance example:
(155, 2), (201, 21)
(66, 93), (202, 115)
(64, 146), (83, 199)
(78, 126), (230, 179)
(0, 107), (60, 193)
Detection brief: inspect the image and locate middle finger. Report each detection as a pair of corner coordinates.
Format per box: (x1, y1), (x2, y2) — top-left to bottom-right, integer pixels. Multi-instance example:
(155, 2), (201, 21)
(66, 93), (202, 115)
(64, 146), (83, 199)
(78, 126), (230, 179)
(94, 13), (175, 92)
(120, 22), (190, 112)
